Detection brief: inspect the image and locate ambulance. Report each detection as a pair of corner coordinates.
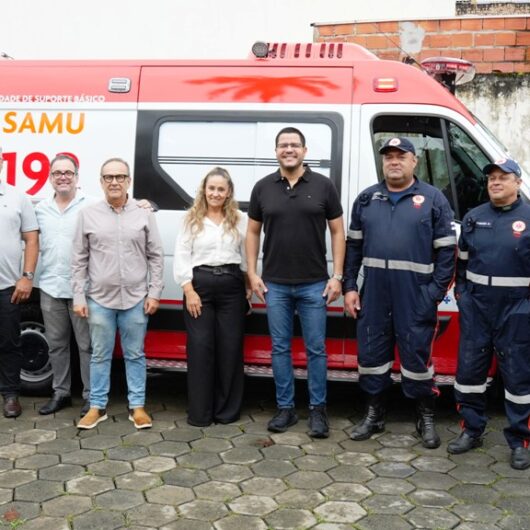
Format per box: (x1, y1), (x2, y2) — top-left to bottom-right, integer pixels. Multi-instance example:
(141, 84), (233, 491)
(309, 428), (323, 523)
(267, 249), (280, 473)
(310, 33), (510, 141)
(2, 41), (527, 394)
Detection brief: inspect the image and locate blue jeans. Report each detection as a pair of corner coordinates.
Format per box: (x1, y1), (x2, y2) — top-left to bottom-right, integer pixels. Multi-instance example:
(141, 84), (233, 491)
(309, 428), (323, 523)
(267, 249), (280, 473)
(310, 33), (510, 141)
(265, 281), (328, 408)
(87, 298), (148, 409)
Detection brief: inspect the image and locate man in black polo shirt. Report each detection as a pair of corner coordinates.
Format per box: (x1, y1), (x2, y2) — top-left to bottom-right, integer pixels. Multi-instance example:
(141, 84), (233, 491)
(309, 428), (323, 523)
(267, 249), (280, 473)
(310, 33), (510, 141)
(246, 127), (345, 438)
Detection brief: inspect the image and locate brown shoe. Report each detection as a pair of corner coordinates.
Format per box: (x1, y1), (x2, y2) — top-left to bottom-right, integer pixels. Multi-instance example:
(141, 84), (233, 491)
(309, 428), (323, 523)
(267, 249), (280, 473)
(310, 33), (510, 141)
(77, 408), (107, 429)
(128, 407), (152, 429)
(3, 396), (22, 418)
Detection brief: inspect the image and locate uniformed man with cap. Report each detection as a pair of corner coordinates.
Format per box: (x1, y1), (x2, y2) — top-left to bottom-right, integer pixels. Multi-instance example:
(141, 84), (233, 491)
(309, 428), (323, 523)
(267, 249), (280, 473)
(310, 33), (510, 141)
(344, 137), (456, 448)
(448, 158), (530, 470)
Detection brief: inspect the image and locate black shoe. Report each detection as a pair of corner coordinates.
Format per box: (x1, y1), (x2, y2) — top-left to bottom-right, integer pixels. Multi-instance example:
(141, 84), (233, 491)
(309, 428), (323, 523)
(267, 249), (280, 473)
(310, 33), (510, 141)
(350, 393), (386, 441)
(39, 395), (72, 415)
(511, 446), (530, 470)
(3, 396), (22, 418)
(267, 408), (298, 433)
(447, 431), (483, 454)
(187, 418), (212, 427)
(80, 400), (90, 417)
(416, 397), (441, 449)
(308, 405), (329, 439)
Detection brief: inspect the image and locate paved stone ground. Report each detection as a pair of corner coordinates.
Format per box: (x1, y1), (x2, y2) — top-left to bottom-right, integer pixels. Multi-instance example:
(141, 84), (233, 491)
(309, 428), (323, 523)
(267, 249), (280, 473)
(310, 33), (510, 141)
(0, 372), (528, 530)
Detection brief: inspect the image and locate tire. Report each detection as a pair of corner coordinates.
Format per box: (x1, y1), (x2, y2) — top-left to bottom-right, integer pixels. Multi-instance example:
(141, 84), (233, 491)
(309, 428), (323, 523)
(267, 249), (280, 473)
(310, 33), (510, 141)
(19, 303), (53, 396)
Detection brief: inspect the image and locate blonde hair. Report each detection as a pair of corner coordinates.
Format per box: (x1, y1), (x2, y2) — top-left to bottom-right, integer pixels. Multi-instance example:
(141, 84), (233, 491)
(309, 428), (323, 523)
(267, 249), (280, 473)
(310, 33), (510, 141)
(185, 167), (240, 239)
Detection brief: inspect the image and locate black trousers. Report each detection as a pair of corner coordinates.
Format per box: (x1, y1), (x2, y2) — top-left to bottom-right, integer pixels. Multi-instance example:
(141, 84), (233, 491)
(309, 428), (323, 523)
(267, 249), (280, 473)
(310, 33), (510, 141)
(184, 266), (246, 426)
(0, 287), (22, 397)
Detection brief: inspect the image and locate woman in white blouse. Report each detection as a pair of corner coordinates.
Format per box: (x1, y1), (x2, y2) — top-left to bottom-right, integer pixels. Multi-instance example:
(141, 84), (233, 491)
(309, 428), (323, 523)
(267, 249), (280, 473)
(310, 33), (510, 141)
(174, 167), (249, 426)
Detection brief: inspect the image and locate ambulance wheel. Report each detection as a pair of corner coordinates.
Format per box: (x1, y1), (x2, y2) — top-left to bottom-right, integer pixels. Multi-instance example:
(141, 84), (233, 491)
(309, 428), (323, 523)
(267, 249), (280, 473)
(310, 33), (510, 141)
(19, 304), (53, 395)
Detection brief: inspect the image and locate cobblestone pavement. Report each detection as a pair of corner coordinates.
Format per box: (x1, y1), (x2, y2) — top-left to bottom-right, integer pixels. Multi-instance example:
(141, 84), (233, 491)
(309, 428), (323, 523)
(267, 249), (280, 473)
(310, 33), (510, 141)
(0, 372), (529, 530)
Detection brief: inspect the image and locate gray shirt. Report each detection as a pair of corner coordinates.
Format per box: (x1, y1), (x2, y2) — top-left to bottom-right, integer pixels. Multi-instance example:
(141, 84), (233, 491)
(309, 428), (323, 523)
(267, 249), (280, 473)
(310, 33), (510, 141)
(0, 180), (39, 290)
(71, 198), (164, 310)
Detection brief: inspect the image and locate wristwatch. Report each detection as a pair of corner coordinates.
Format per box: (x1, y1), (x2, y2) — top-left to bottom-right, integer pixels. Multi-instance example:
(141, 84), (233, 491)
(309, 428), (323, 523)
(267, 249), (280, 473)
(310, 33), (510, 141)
(22, 271), (34, 280)
(332, 273), (344, 282)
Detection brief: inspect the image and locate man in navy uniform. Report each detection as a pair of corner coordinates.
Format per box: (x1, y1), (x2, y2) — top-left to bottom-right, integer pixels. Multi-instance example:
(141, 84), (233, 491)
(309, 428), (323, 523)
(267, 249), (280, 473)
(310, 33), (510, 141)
(344, 137), (456, 448)
(448, 158), (530, 470)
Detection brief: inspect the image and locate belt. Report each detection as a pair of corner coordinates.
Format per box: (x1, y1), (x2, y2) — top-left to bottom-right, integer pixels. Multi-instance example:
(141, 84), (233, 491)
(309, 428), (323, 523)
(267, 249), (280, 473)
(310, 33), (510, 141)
(195, 264), (241, 276)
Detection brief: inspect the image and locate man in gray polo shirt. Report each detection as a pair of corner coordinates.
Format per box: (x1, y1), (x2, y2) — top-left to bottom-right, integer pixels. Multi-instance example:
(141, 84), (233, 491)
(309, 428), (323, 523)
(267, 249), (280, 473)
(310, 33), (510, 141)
(0, 146), (39, 418)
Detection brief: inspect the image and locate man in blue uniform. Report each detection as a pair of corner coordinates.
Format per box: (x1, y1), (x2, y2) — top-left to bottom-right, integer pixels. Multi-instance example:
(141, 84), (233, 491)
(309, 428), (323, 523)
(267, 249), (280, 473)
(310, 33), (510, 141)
(344, 137), (456, 448)
(448, 158), (530, 470)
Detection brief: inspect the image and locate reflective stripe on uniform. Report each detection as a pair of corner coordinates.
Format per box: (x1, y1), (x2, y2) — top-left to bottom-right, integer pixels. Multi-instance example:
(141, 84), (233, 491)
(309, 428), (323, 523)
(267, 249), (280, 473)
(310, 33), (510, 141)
(388, 260), (434, 274)
(362, 257), (386, 269)
(505, 389), (530, 404)
(492, 276), (530, 287)
(433, 235), (457, 249)
(458, 249), (469, 260)
(466, 270), (489, 285)
(454, 381), (488, 394)
(358, 361), (393, 375)
(467, 270), (530, 287)
(362, 257), (433, 274)
(348, 229), (363, 240)
(400, 365), (434, 381)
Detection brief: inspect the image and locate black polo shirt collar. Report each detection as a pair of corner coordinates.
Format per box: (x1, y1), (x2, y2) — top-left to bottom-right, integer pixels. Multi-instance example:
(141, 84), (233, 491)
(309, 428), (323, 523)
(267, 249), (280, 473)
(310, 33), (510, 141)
(274, 165), (312, 183)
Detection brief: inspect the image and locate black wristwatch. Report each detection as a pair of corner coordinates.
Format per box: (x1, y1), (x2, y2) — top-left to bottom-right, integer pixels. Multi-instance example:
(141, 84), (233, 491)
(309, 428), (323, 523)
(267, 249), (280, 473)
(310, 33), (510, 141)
(22, 271), (34, 280)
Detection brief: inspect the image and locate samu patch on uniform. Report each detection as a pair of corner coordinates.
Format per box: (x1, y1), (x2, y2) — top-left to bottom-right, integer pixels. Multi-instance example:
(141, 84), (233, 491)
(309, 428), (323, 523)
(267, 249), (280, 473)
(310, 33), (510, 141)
(412, 195), (425, 209)
(512, 220), (526, 238)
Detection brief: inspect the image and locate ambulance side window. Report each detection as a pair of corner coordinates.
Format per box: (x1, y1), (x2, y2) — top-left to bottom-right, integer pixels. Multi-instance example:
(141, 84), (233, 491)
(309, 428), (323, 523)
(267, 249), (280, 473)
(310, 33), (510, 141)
(134, 111), (343, 211)
(446, 122), (489, 217)
(372, 115), (489, 220)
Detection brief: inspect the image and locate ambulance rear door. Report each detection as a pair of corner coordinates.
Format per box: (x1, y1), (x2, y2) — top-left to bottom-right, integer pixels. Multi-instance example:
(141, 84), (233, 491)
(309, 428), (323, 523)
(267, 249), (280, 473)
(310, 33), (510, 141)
(0, 62), (141, 201)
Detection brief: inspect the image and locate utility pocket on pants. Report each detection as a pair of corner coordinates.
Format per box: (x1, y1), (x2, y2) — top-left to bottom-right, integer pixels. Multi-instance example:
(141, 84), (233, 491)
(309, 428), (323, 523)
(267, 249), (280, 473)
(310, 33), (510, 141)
(358, 323), (391, 360)
(414, 284), (438, 325)
(506, 299), (530, 345)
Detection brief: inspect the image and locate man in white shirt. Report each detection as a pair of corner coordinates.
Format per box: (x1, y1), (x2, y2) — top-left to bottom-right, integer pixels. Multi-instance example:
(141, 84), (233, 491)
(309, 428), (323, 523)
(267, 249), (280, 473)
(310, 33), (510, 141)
(0, 146), (39, 418)
(35, 154), (93, 415)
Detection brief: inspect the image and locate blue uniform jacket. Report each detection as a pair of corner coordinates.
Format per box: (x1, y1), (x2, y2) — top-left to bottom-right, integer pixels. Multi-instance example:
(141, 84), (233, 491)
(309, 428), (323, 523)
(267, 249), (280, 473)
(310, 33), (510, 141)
(344, 178), (456, 301)
(456, 197), (530, 295)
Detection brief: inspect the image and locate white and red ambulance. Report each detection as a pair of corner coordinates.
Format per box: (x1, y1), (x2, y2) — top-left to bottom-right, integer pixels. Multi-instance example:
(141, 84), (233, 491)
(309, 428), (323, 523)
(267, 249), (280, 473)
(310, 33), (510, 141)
(2, 42), (527, 393)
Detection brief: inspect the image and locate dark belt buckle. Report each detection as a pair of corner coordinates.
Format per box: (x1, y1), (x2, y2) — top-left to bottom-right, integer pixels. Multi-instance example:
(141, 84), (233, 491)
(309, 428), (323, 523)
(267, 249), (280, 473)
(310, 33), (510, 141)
(212, 267), (223, 275)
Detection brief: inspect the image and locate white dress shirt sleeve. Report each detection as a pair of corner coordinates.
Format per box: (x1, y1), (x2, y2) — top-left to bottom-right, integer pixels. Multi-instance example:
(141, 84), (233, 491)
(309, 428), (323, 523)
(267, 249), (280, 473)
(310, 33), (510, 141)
(173, 219), (194, 287)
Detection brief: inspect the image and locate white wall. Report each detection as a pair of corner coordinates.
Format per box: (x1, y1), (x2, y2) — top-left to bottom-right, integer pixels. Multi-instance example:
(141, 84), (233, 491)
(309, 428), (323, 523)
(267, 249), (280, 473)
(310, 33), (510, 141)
(3, 0), (455, 59)
(458, 76), (530, 173)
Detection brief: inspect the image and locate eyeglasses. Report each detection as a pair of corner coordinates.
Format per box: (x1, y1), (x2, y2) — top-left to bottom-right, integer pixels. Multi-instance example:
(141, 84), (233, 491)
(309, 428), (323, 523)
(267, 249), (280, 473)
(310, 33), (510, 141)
(276, 142), (303, 150)
(51, 170), (76, 179)
(101, 174), (129, 183)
